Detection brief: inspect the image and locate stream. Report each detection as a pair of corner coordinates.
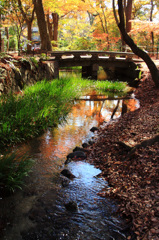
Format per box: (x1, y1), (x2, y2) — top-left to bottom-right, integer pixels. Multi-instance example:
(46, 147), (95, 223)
(1, 84), (139, 240)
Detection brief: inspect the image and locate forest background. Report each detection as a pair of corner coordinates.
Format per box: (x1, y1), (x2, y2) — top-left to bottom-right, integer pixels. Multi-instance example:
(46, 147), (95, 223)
(0, 0), (159, 55)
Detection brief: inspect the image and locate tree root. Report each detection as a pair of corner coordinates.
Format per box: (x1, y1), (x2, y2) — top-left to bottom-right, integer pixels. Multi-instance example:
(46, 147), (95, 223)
(116, 134), (159, 156)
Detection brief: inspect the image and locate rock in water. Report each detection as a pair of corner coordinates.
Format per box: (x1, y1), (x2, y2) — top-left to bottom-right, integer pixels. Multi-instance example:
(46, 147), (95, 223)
(61, 178), (70, 187)
(61, 169), (76, 179)
(73, 146), (90, 153)
(65, 201), (78, 211)
(90, 126), (98, 132)
(66, 151), (86, 160)
(64, 158), (72, 165)
(82, 142), (90, 148)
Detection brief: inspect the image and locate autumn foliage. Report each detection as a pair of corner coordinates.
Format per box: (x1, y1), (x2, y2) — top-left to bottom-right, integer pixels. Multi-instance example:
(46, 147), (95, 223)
(1, 0), (159, 52)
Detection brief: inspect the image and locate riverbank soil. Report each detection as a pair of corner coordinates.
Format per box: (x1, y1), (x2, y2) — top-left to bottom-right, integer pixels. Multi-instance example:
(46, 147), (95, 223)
(87, 71), (159, 239)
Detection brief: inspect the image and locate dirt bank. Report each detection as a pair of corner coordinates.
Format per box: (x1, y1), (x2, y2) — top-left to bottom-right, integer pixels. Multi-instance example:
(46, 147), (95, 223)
(87, 72), (159, 239)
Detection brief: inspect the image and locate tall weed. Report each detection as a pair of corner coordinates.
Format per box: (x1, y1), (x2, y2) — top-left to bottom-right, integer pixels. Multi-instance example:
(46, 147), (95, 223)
(0, 152), (34, 193)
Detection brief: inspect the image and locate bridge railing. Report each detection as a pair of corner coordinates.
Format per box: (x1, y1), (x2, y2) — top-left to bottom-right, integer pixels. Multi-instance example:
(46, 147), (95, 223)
(49, 51), (136, 61)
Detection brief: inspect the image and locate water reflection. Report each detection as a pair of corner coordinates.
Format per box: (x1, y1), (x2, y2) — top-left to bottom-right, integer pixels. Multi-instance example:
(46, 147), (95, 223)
(3, 89), (139, 240)
(2, 69), (140, 240)
(14, 92), (139, 189)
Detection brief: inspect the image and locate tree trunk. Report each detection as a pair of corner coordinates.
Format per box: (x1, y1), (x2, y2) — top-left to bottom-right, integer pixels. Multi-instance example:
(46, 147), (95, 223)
(52, 12), (59, 47)
(47, 13), (53, 40)
(17, 0), (35, 52)
(0, 13), (1, 52)
(126, 0), (133, 33)
(113, 0), (133, 51)
(5, 27), (9, 52)
(33, 0), (52, 51)
(17, 34), (21, 55)
(101, 7), (110, 50)
(117, 0), (159, 88)
(27, 20), (32, 52)
(150, 0), (154, 53)
(87, 11), (95, 26)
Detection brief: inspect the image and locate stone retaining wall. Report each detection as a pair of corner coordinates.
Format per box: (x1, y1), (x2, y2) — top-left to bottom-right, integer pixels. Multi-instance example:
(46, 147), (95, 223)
(0, 57), (56, 95)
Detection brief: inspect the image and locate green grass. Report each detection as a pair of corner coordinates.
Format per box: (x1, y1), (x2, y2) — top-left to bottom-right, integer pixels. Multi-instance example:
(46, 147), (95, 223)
(0, 77), (128, 150)
(0, 152), (34, 193)
(0, 76), (128, 194)
(0, 77), (89, 149)
(94, 80), (128, 94)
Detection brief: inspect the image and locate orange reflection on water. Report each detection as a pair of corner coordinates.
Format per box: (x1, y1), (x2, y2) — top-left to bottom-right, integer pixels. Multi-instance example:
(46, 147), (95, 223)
(14, 94), (139, 184)
(124, 98), (140, 112)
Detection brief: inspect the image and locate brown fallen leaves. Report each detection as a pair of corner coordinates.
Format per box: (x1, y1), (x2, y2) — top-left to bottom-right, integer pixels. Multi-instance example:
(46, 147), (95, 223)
(87, 75), (159, 240)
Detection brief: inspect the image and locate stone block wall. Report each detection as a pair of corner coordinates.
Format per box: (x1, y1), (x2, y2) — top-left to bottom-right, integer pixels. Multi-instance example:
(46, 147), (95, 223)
(0, 57), (55, 95)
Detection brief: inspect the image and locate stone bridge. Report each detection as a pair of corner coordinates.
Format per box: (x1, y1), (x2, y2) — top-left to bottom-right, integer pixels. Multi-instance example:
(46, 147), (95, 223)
(43, 51), (141, 80)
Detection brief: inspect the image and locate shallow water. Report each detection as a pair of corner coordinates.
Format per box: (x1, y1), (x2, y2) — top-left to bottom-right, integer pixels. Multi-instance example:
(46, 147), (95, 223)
(33, 161), (129, 240)
(1, 92), (138, 240)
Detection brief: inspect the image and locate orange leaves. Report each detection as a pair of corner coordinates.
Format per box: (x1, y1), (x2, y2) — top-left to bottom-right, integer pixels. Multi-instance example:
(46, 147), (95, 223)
(93, 31), (108, 40)
(131, 20), (159, 35)
(129, 20), (159, 46)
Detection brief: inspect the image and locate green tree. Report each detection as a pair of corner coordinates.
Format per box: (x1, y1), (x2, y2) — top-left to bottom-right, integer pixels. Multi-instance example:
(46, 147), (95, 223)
(17, 0), (35, 52)
(5, 0), (25, 52)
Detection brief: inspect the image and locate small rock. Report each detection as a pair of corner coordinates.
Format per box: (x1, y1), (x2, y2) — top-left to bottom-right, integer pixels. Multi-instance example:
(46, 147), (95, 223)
(82, 142), (89, 148)
(64, 201), (78, 211)
(64, 158), (72, 165)
(66, 151), (86, 160)
(90, 126), (98, 132)
(61, 169), (76, 179)
(73, 146), (90, 153)
(88, 140), (95, 145)
(61, 178), (70, 187)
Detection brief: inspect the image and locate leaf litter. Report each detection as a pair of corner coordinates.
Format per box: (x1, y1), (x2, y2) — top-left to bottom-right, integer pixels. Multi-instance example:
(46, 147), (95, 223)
(87, 74), (159, 240)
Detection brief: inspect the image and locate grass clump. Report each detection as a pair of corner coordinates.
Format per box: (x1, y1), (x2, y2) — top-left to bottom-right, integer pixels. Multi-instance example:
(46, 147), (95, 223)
(94, 80), (128, 93)
(0, 76), (128, 194)
(0, 77), (128, 150)
(0, 77), (87, 149)
(0, 152), (33, 194)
